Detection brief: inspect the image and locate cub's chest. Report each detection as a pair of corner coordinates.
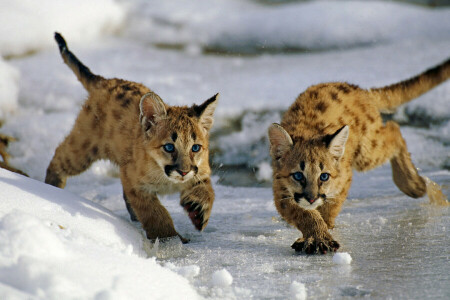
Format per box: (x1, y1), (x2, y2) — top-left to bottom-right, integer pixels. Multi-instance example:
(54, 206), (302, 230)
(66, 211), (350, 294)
(140, 178), (188, 195)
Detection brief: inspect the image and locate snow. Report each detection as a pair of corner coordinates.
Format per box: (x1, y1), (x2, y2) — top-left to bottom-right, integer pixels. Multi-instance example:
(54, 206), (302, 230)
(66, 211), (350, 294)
(211, 269), (233, 288)
(0, 0), (125, 57)
(332, 252), (353, 265)
(1, 0), (449, 299)
(290, 281), (307, 300)
(0, 58), (19, 120)
(0, 169), (200, 300)
(123, 0), (450, 53)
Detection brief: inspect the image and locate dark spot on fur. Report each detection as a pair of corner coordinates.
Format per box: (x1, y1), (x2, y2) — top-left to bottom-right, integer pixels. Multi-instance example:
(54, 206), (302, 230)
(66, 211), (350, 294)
(171, 132), (178, 142)
(82, 140), (91, 149)
(92, 146), (99, 156)
(354, 116), (360, 126)
(362, 124), (367, 134)
(121, 98), (131, 108)
(337, 84), (351, 94)
(112, 110), (122, 121)
(354, 145), (361, 157)
(330, 92), (339, 101)
(290, 102), (302, 113)
(371, 140), (378, 148)
(367, 114), (375, 123)
(117, 92), (125, 100)
(192, 132), (196, 141)
(84, 104), (92, 113)
(319, 162), (324, 170)
(122, 84), (132, 91)
(315, 101), (328, 113)
(310, 91), (319, 99)
(300, 161), (305, 171)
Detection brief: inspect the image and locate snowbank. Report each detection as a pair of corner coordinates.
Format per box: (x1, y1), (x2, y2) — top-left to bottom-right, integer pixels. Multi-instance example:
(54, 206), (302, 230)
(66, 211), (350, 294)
(123, 0), (450, 53)
(0, 0), (125, 57)
(0, 57), (19, 120)
(0, 169), (200, 299)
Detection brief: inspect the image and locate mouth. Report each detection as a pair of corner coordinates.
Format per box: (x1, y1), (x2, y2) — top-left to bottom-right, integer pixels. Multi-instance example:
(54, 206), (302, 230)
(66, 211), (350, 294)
(294, 193), (325, 210)
(164, 165), (198, 182)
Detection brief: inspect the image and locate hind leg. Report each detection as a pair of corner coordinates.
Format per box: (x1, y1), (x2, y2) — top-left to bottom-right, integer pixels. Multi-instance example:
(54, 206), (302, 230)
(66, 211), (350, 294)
(355, 121), (426, 198)
(45, 131), (99, 188)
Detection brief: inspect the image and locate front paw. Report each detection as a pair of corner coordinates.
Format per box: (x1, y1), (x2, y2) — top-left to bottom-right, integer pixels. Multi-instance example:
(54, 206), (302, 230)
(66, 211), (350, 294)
(291, 236), (340, 255)
(181, 200), (210, 231)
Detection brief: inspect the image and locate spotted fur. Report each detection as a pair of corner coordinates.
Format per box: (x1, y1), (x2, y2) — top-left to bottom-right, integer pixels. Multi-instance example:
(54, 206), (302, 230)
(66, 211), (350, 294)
(269, 58), (450, 254)
(46, 33), (218, 242)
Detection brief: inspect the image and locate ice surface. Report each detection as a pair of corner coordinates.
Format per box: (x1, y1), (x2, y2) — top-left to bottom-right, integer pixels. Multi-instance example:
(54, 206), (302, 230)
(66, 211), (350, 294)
(1, 0), (449, 299)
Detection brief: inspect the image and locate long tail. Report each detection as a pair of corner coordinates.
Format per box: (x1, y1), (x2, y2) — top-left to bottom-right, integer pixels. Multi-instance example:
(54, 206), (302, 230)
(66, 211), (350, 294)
(54, 32), (102, 91)
(370, 58), (450, 112)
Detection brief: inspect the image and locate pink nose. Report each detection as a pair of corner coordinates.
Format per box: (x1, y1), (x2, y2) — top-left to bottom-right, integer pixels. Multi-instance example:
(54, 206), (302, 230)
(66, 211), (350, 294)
(177, 170), (188, 176)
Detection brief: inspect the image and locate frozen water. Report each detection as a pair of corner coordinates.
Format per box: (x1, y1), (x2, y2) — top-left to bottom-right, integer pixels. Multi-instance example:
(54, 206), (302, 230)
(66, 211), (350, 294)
(1, 0), (449, 299)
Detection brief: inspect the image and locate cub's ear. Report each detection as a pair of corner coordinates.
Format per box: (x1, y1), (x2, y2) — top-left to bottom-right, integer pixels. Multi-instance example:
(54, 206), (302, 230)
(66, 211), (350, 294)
(268, 123), (293, 159)
(192, 93), (219, 132)
(324, 125), (349, 159)
(139, 92), (167, 131)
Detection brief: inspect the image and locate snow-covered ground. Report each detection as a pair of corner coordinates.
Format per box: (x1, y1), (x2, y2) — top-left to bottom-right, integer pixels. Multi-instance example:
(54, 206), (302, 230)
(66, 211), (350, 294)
(0, 0), (449, 299)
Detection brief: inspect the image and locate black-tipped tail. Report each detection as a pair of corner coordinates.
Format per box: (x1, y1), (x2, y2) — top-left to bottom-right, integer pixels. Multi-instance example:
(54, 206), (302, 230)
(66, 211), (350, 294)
(54, 32), (67, 53)
(53, 32), (101, 91)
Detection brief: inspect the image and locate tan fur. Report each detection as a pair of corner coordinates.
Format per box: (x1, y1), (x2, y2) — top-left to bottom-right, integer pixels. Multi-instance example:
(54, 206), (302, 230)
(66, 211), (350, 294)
(269, 58), (450, 254)
(0, 128), (28, 176)
(46, 33), (218, 242)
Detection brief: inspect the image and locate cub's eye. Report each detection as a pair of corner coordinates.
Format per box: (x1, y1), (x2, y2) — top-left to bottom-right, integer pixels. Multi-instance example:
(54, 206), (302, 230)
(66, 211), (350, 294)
(320, 173), (330, 181)
(191, 144), (201, 152)
(163, 143), (175, 153)
(292, 172), (304, 181)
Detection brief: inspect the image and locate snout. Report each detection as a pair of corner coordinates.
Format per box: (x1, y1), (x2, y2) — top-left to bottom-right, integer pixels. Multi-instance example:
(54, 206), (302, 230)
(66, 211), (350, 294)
(294, 193), (317, 204)
(164, 165), (198, 180)
(294, 192), (325, 210)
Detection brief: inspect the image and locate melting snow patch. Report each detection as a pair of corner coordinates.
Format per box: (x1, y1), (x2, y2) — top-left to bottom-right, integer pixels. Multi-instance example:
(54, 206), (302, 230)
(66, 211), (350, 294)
(290, 281), (307, 300)
(211, 269), (233, 287)
(332, 252), (352, 265)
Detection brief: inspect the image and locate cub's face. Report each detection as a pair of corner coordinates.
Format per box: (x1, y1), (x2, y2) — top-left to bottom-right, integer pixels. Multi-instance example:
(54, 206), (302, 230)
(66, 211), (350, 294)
(140, 93), (218, 184)
(269, 124), (349, 210)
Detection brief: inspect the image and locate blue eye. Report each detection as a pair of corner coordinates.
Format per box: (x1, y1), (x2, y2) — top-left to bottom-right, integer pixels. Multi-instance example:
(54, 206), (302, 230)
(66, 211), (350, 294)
(163, 143), (175, 153)
(320, 173), (330, 181)
(192, 144), (201, 152)
(292, 172), (304, 181)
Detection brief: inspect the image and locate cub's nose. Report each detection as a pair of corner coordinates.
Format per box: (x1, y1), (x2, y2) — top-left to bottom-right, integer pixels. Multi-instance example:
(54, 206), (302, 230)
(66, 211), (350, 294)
(304, 193), (316, 204)
(176, 170), (189, 176)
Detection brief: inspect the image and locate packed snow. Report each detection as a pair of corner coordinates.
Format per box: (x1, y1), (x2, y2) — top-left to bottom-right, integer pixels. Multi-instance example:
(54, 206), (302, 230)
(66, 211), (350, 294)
(332, 252), (353, 265)
(1, 0), (449, 299)
(0, 169), (200, 300)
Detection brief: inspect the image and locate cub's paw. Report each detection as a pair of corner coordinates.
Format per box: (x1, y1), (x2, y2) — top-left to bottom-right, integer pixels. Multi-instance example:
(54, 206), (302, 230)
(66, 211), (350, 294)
(291, 236), (340, 255)
(181, 201), (210, 231)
